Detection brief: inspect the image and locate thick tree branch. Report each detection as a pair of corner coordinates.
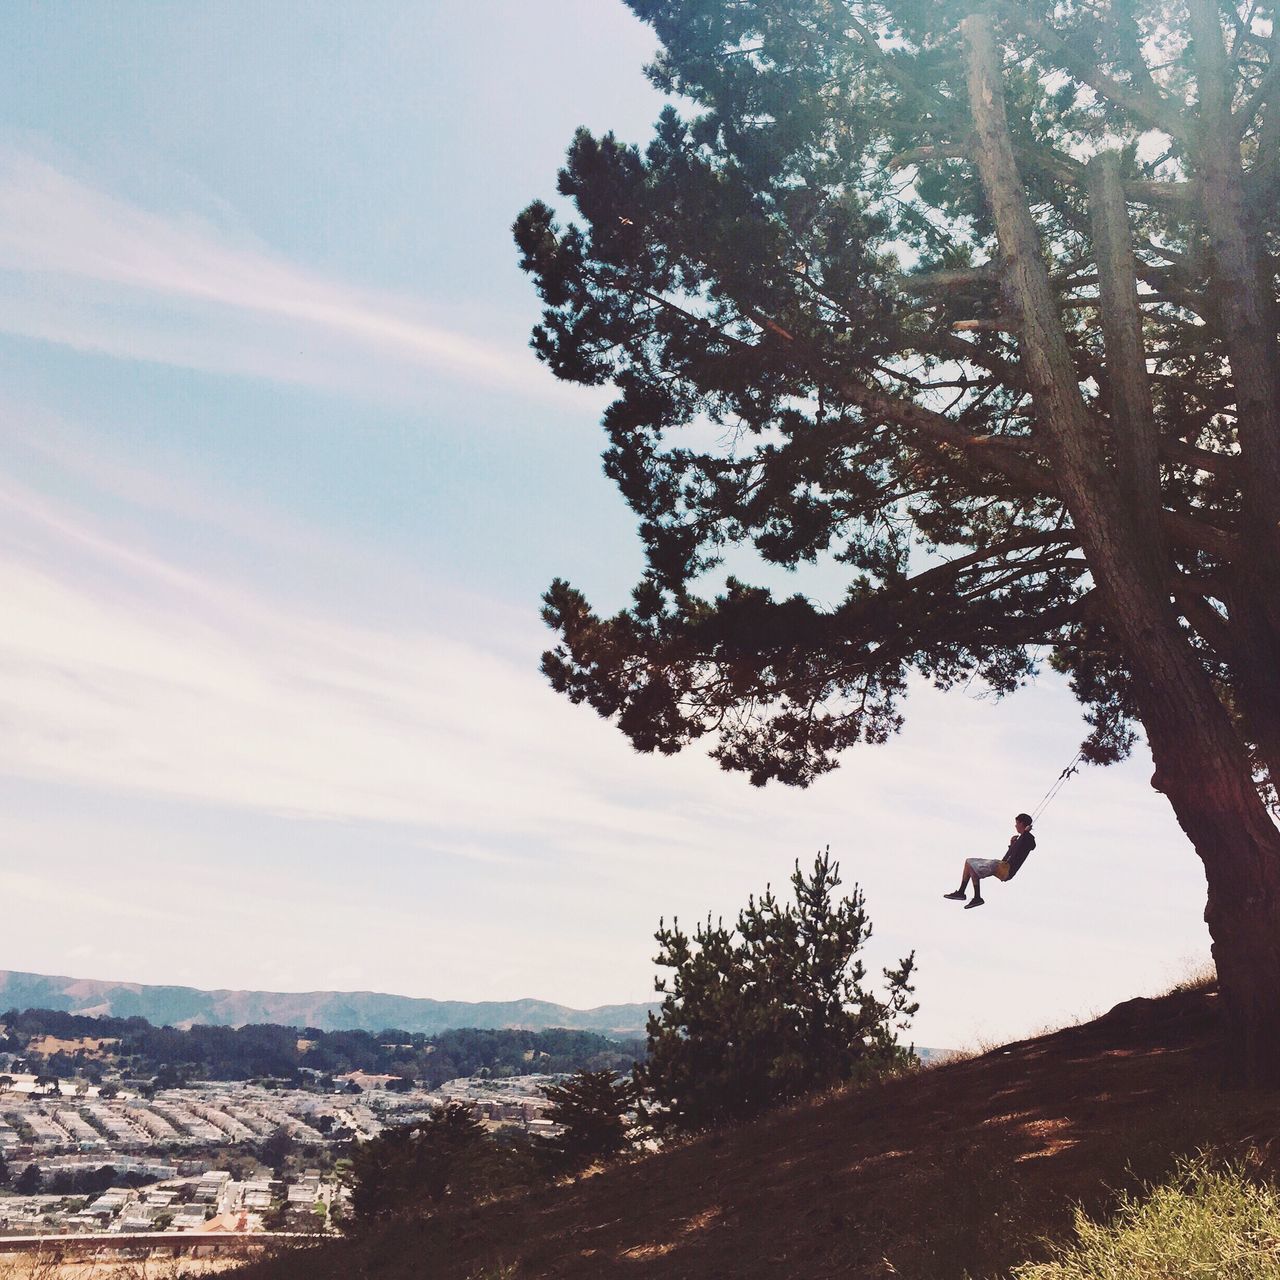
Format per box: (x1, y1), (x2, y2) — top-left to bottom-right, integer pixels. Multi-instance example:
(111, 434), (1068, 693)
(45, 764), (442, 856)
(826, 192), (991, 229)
(825, 371), (1055, 493)
(1160, 508), (1238, 560)
(951, 317), (1018, 332)
(891, 266), (1002, 292)
(962, 15), (1128, 521)
(885, 142), (969, 170)
(996, 2), (1194, 145)
(900, 531), (1080, 594)
(1123, 179), (1198, 206)
(1236, 56), (1280, 137)
(1161, 438), (1237, 478)
(1173, 584), (1234, 662)
(890, 139), (1196, 206)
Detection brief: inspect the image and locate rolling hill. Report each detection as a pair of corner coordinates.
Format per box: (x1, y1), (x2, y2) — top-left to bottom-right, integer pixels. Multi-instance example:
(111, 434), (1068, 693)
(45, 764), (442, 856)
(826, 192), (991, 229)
(0, 969), (652, 1037)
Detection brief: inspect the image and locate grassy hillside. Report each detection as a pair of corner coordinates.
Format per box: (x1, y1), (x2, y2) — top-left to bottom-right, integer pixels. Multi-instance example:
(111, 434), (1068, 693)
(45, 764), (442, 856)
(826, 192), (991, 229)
(233, 982), (1280, 1279)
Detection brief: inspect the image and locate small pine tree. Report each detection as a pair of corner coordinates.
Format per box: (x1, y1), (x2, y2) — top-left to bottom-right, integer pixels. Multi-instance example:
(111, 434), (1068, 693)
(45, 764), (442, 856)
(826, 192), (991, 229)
(637, 849), (916, 1134)
(541, 1069), (635, 1172)
(347, 1103), (487, 1229)
(15, 1163), (41, 1196)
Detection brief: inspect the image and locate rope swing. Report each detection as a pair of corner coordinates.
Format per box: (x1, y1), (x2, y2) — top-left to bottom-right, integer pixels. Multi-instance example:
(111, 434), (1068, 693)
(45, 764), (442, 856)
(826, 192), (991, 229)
(943, 749), (1083, 908)
(1029, 749), (1085, 822)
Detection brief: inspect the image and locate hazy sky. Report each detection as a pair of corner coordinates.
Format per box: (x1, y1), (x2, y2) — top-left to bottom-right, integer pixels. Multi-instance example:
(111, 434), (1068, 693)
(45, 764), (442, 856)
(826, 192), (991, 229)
(0, 2), (1212, 1049)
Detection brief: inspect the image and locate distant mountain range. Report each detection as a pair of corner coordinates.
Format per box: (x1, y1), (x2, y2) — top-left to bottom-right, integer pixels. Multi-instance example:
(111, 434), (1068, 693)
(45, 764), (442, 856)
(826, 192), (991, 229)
(0, 969), (653, 1038)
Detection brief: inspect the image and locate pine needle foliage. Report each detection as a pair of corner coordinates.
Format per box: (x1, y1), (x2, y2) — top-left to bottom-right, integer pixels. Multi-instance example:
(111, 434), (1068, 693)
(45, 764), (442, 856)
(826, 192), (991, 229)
(516, 0), (1280, 794)
(636, 849), (916, 1134)
(541, 1068), (637, 1172)
(347, 1104), (537, 1230)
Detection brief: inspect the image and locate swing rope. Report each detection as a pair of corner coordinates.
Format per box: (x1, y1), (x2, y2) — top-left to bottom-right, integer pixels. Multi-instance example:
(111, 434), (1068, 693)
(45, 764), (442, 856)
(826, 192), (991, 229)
(1030, 750), (1084, 822)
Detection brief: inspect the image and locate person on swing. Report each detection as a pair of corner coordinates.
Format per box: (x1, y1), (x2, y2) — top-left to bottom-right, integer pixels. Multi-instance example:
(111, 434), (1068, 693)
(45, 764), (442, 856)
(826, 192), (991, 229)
(944, 813), (1036, 909)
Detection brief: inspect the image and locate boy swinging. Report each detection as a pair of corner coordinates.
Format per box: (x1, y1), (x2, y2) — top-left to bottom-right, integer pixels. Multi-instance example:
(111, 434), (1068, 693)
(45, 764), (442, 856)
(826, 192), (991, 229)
(944, 813), (1036, 909)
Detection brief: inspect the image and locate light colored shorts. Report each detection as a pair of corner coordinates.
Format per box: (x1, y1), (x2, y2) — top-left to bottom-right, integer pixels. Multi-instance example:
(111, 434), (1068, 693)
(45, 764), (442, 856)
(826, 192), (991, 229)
(965, 858), (1005, 881)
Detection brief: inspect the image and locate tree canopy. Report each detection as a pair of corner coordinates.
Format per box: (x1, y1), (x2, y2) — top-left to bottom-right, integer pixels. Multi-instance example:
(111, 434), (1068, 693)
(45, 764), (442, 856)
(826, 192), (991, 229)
(517, 0), (1280, 1083)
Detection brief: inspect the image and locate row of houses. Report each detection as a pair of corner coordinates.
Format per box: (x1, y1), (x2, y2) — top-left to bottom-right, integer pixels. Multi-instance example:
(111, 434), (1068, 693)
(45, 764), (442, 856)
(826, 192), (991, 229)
(0, 1168), (343, 1237)
(1, 1072), (568, 1166)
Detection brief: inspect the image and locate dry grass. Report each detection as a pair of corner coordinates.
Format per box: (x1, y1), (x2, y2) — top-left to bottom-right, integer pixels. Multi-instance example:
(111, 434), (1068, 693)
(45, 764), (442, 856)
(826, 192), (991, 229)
(1011, 1155), (1280, 1279)
(1162, 958), (1219, 996)
(23, 1037), (119, 1059)
(929, 1009), (1093, 1069)
(0, 1254), (239, 1280)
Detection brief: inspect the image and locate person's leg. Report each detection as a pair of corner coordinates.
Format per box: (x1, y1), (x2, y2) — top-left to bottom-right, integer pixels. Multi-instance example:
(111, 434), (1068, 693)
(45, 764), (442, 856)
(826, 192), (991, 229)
(967, 868), (986, 907)
(944, 861), (972, 899)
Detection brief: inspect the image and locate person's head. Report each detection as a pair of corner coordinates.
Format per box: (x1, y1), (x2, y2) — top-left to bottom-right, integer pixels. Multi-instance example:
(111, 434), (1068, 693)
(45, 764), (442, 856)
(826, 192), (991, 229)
(1015, 813), (1033, 833)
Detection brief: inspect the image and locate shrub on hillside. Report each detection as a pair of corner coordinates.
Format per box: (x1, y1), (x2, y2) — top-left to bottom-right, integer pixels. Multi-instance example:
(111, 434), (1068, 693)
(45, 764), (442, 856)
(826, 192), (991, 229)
(637, 849), (917, 1134)
(346, 1103), (539, 1231)
(1013, 1157), (1280, 1279)
(541, 1068), (636, 1173)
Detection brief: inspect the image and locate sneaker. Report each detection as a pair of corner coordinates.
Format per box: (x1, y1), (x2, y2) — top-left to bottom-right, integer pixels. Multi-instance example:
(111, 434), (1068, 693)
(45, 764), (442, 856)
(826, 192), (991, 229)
(943, 891), (966, 901)
(964, 898), (985, 909)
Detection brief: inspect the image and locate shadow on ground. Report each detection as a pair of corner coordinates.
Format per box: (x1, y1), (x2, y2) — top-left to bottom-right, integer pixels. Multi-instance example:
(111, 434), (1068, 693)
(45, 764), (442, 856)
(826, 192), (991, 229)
(233, 986), (1280, 1279)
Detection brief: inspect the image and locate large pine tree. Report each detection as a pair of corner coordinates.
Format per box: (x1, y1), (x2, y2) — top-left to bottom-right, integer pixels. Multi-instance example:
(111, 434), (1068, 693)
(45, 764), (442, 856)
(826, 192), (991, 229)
(516, 1), (1280, 1084)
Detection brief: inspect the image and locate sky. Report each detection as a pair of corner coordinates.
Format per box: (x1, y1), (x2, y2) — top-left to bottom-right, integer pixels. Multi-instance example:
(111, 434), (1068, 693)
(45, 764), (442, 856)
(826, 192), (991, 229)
(0, 1), (1214, 1051)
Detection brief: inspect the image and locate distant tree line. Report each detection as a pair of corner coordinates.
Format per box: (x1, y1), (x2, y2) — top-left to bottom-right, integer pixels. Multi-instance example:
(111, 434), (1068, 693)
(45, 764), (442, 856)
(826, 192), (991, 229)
(0, 1156), (156, 1197)
(0, 1012), (644, 1087)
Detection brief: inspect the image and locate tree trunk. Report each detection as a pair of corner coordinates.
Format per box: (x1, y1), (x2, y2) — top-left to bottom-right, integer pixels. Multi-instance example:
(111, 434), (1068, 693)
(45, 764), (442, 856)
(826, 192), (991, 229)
(1152, 720), (1280, 1086)
(1085, 151), (1165, 574)
(962, 12), (1280, 1087)
(1186, 0), (1280, 636)
(1225, 591), (1280, 801)
(1185, 0), (1280, 799)
(1104, 606), (1280, 1087)
(1086, 149), (1280, 801)
(1253, 30), (1280, 201)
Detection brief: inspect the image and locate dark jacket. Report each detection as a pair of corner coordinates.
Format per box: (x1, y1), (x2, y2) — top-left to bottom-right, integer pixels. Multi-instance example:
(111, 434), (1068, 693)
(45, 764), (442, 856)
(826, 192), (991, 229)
(1004, 830), (1036, 878)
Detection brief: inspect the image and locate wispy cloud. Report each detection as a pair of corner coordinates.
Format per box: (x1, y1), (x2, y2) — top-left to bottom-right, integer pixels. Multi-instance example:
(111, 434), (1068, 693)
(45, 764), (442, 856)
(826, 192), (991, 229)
(2, 447), (860, 878)
(0, 479), (644, 844)
(0, 430), (1009, 878)
(0, 147), (575, 403)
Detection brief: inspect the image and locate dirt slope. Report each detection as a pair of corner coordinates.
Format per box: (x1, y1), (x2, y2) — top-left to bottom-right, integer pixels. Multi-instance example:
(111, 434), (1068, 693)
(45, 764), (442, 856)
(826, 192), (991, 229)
(236, 985), (1280, 1280)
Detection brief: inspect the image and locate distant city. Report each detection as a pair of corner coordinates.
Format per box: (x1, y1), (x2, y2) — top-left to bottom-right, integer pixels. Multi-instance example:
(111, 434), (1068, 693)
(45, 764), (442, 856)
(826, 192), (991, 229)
(0, 1055), (563, 1241)
(0, 972), (649, 1249)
